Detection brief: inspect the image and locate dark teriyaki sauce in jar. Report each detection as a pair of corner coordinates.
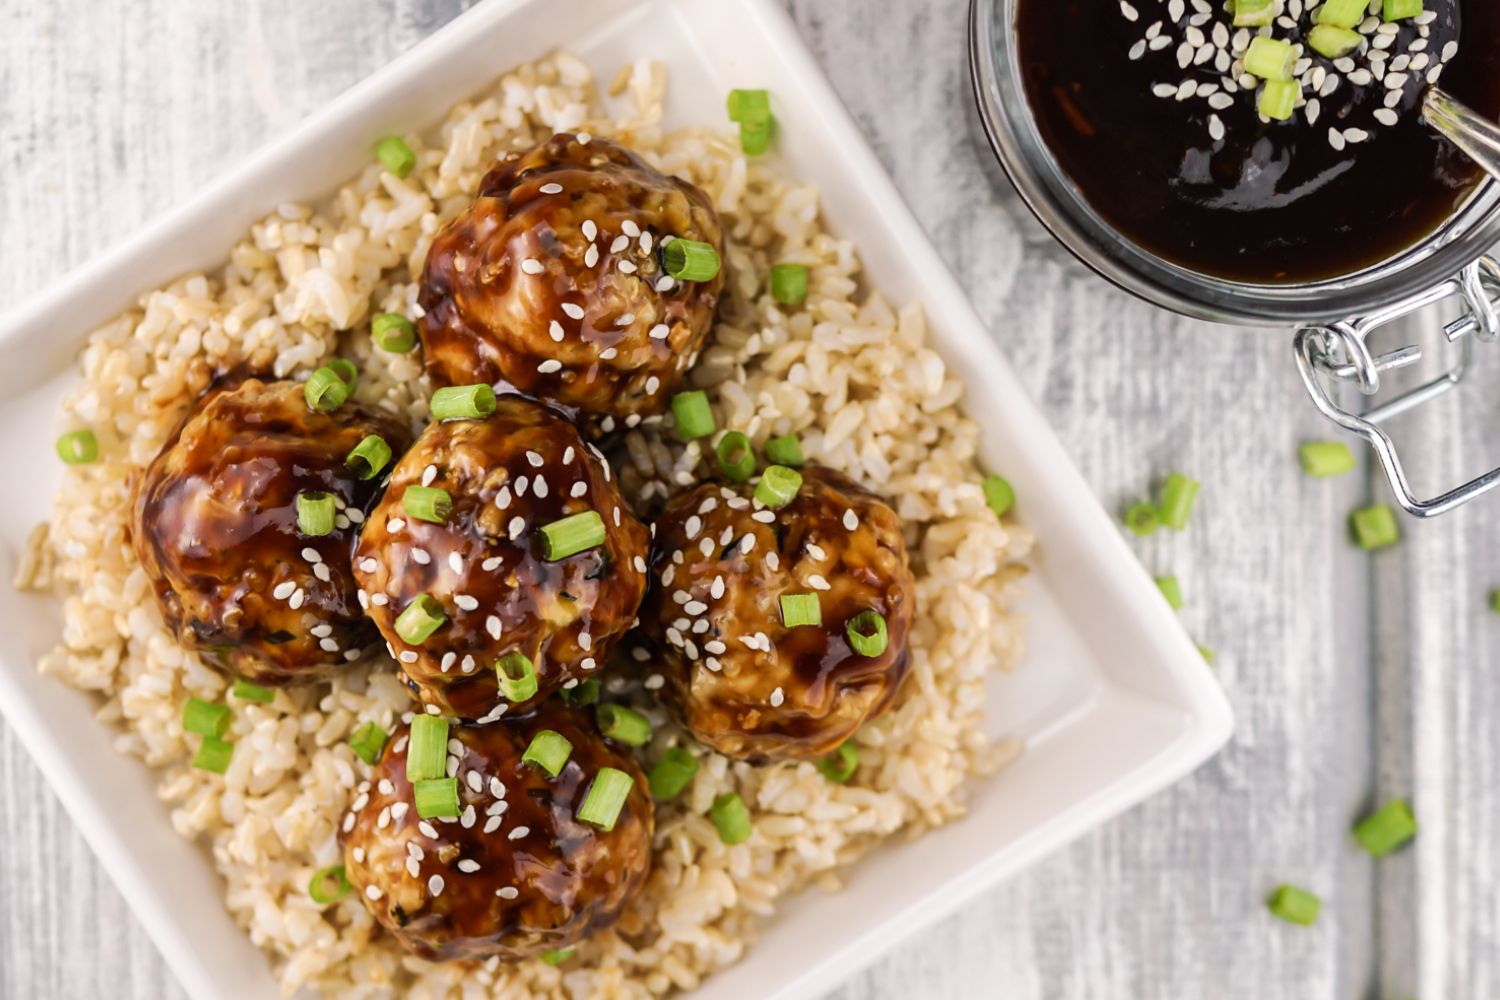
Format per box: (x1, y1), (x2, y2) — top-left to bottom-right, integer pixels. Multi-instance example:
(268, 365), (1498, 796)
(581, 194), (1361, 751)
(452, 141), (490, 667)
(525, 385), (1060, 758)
(1017, 0), (1500, 283)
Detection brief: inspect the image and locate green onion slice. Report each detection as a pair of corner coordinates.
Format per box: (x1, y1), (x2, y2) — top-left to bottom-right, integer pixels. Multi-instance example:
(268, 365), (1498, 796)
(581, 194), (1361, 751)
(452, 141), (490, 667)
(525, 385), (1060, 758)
(231, 678), (275, 704)
(1198, 644), (1215, 664)
(1316, 0), (1367, 26)
(406, 715), (449, 782)
(764, 433), (804, 467)
(1353, 799), (1418, 857)
(709, 791), (752, 845)
(770, 263), (808, 304)
(325, 358), (359, 389)
(56, 429), (99, 465)
(1299, 441), (1356, 478)
(755, 464), (802, 508)
(648, 747), (699, 801)
(183, 697), (231, 738)
(815, 742), (860, 784)
(1350, 504), (1399, 551)
(1258, 79), (1301, 122)
(1233, 0), (1276, 25)
(375, 135), (417, 178)
(663, 239), (721, 282)
(1155, 576), (1184, 610)
(540, 511), (606, 560)
(1125, 502), (1159, 536)
(1382, 0), (1421, 20)
(308, 864), (353, 905)
(596, 704), (653, 746)
(305, 366), (352, 413)
(983, 475), (1016, 518)
(1157, 473), (1200, 531)
(1245, 36), (1296, 81)
(780, 593), (821, 628)
(540, 948), (576, 966)
(521, 729), (574, 777)
(346, 434), (393, 480)
(739, 117), (774, 156)
(726, 89), (771, 124)
(193, 736), (234, 774)
(430, 383), (496, 421)
(394, 594), (446, 645)
(717, 432), (756, 483)
(497, 652), (539, 702)
(372, 313), (417, 353)
(846, 611), (889, 657)
(297, 491), (336, 537)
(1306, 24), (1362, 58)
(671, 390), (716, 439)
(577, 767), (634, 831)
(1267, 884), (1321, 926)
(413, 777), (460, 819)
(349, 721), (389, 766)
(403, 485), (452, 524)
(561, 678), (601, 707)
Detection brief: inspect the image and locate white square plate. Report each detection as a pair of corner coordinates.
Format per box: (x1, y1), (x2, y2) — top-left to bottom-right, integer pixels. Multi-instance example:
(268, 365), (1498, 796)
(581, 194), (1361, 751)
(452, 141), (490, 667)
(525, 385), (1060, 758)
(0, 1), (1233, 997)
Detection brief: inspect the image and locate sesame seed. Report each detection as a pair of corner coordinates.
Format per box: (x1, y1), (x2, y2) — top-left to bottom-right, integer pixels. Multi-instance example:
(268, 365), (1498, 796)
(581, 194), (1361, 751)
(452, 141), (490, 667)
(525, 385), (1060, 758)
(457, 859), (481, 873)
(343, 812), (356, 832)
(579, 632), (593, 651)
(1151, 83), (1177, 98)
(581, 220), (598, 241)
(509, 516), (525, 538)
(656, 276), (675, 292)
(428, 875), (445, 897)
(843, 510), (859, 530)
(406, 857), (422, 878)
(313, 562), (332, 583)
(399, 650), (418, 663)
(289, 588), (306, 610)
(585, 244), (600, 268)
(419, 820), (439, 838)
(441, 651), (457, 672)
(649, 323), (670, 340)
(320, 637), (339, 652)
(808, 574), (831, 591)
(487, 615), (503, 639)
(619, 260), (637, 274)
(371, 593), (389, 606)
(766, 551), (781, 571)
(389, 517), (406, 531)
(496, 486), (513, 510)
(562, 303), (586, 321)
(365, 885), (383, 900)
(449, 551), (464, 574)
(700, 537), (714, 556)
(770, 687), (785, 707)
(412, 548), (431, 565)
(645, 673), (665, 690)
(490, 776), (506, 797)
(600, 347), (618, 360)
(301, 547), (322, 563)
(461, 804), (477, 828)
(640, 233), (654, 253)
(1373, 108), (1398, 126)
(359, 558), (378, 573)
(539, 182), (563, 194)
(610, 234), (630, 253)
(461, 654), (475, 673)
(482, 556), (502, 571)
(483, 816), (502, 834)
(538, 359), (563, 374)
(509, 826), (531, 840)
(497, 886), (519, 899)
(352, 847), (366, 863)
(571, 481), (588, 498)
(455, 594), (479, 611)
(752, 510), (775, 524)
(273, 581), (297, 600)
(740, 535), (756, 554)
(685, 600), (708, 615)
(549, 321), (565, 342)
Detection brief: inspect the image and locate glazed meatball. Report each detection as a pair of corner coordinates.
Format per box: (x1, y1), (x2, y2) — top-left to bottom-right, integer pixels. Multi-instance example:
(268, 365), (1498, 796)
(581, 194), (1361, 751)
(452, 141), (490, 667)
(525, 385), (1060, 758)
(419, 132), (725, 422)
(131, 376), (410, 685)
(641, 466), (915, 761)
(353, 396), (649, 721)
(340, 705), (653, 961)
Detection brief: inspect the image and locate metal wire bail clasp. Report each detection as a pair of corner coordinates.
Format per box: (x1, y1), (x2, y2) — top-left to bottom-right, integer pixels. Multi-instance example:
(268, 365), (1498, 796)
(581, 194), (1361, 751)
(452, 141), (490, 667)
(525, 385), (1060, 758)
(1293, 255), (1500, 517)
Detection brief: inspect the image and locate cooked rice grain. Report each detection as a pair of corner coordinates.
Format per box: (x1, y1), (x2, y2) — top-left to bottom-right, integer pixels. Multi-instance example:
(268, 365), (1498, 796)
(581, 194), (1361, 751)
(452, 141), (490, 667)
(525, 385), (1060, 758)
(28, 52), (1031, 998)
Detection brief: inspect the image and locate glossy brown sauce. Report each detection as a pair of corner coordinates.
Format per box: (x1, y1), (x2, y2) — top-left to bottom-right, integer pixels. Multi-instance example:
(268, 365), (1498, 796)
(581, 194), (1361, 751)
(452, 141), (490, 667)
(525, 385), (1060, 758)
(1017, 0), (1500, 282)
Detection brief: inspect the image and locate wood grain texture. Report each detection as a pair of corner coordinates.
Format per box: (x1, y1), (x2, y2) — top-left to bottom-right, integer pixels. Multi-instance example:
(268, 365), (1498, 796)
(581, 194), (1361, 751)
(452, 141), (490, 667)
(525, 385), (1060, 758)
(1, 0), (1493, 997)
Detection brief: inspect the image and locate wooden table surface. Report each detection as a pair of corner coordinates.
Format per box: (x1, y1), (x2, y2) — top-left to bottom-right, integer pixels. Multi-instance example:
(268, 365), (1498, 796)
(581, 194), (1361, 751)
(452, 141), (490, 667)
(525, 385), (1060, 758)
(4, 1), (1497, 997)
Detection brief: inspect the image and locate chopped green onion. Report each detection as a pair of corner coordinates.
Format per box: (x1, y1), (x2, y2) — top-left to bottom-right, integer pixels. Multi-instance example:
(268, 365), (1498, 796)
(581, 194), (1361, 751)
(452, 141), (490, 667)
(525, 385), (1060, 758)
(413, 777), (460, 819)
(375, 135), (417, 178)
(663, 239), (721, 282)
(406, 715), (449, 782)
(231, 678), (275, 704)
(1316, 0), (1367, 27)
(716, 432), (757, 483)
(770, 263), (808, 304)
(349, 721), (388, 766)
(1299, 440), (1357, 478)
(577, 767), (634, 831)
(308, 864), (352, 905)
(561, 678), (601, 707)
(1267, 884), (1321, 926)
(846, 611), (889, 657)
(346, 434), (393, 480)
(1307, 24), (1363, 58)
(1491, 589), (1500, 615)
(540, 948), (576, 966)
(497, 652), (539, 702)
(1383, 0), (1421, 20)
(430, 383), (496, 421)
(709, 792), (752, 845)
(521, 730), (574, 777)
(1124, 502), (1159, 536)
(765, 433), (804, 467)
(983, 475), (1015, 518)
(726, 89), (771, 124)
(394, 594), (446, 645)
(1245, 36), (1296, 81)
(671, 390), (716, 439)
(325, 358), (359, 389)
(1198, 644), (1215, 664)
(739, 117), (775, 156)
(540, 511), (606, 560)
(815, 742), (860, 784)
(193, 736), (234, 774)
(755, 464), (802, 507)
(56, 429), (99, 465)
(1350, 504), (1400, 551)
(1354, 799), (1418, 857)
(596, 704), (653, 746)
(183, 697), (231, 738)
(648, 747), (699, 801)
(1157, 473), (1200, 531)
(403, 485), (452, 524)
(297, 491), (336, 536)
(372, 313), (416, 353)
(1155, 576), (1184, 610)
(780, 593), (821, 628)
(1233, 0), (1276, 25)
(305, 366), (352, 413)
(1258, 80), (1300, 123)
